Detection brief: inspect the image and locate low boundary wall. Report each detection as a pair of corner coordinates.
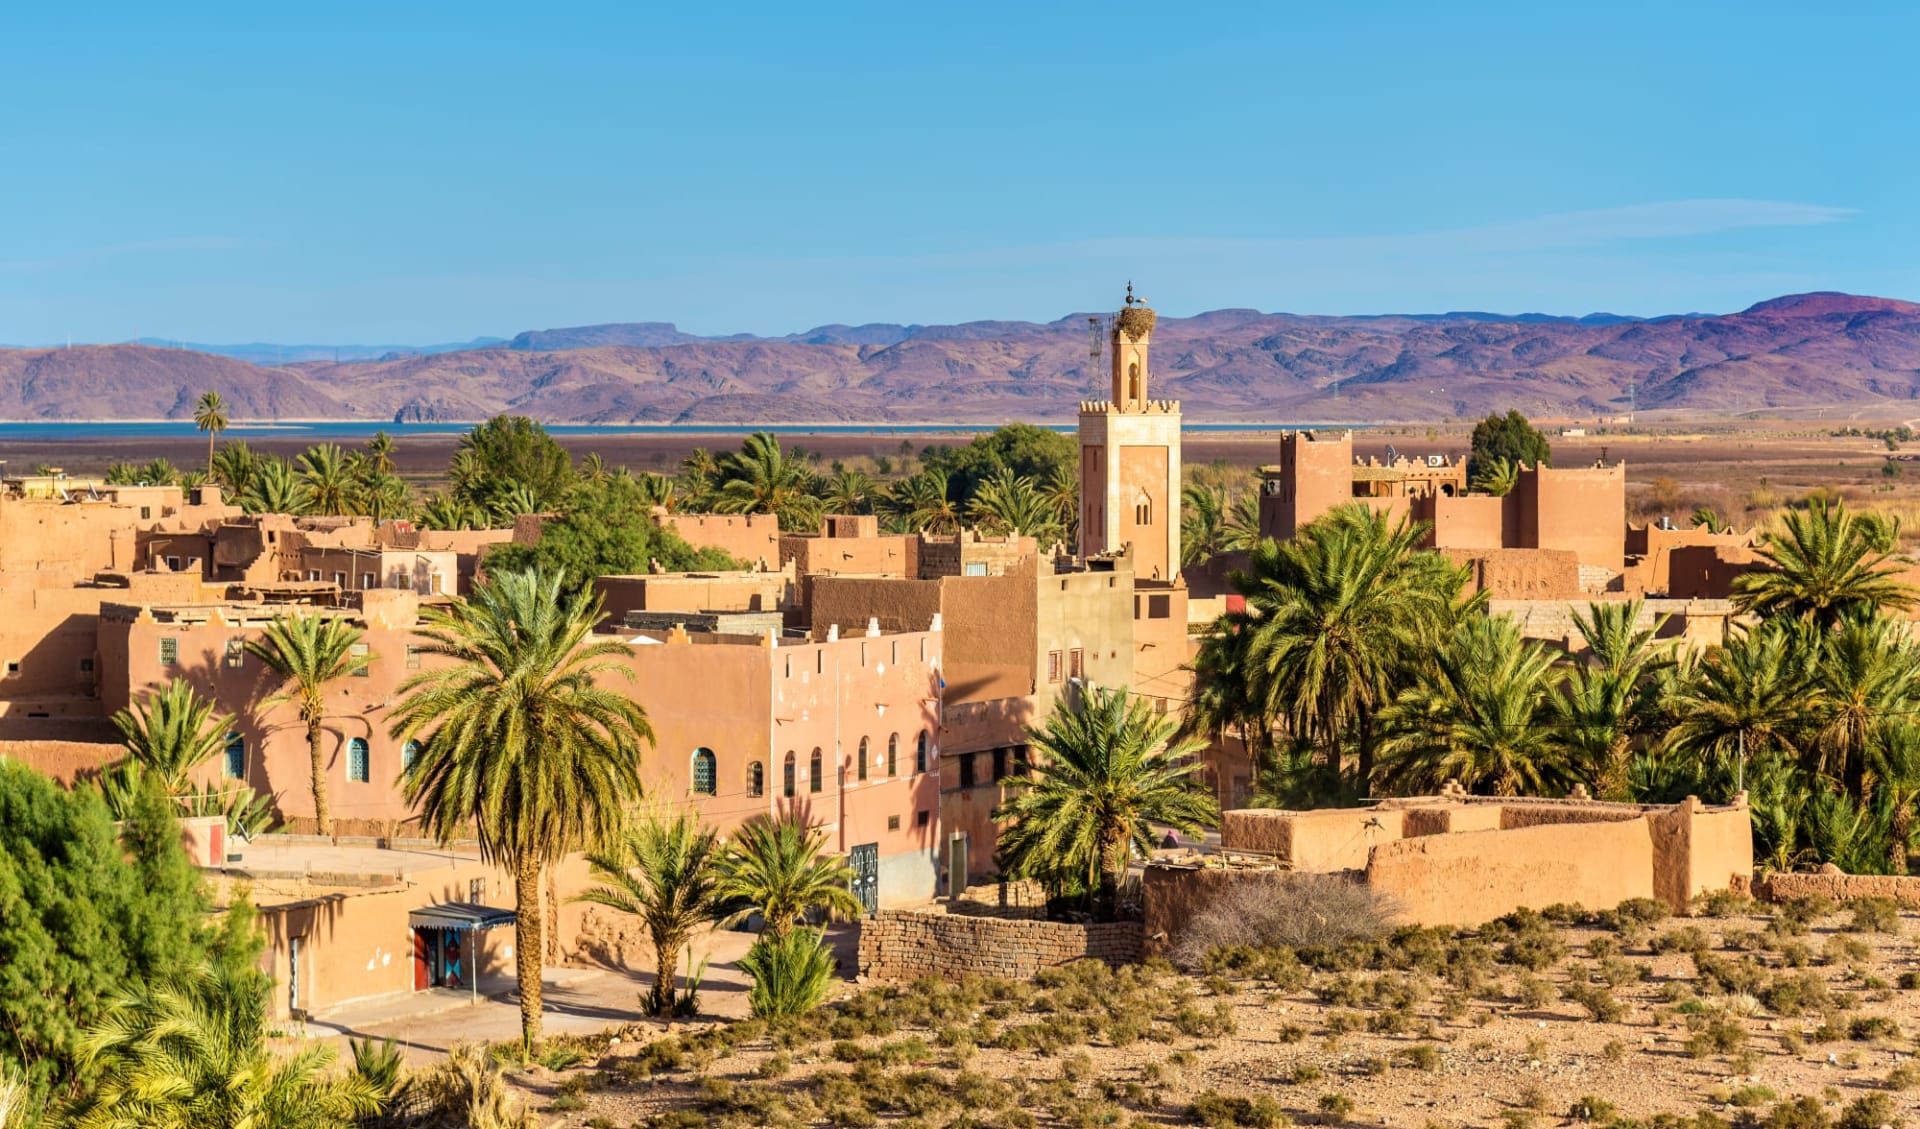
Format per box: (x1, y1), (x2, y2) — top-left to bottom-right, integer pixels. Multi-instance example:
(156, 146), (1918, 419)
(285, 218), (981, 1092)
(858, 907), (1142, 983)
(1760, 870), (1920, 907)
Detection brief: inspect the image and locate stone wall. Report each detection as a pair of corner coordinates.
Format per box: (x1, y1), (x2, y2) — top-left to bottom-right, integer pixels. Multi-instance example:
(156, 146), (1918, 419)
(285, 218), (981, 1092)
(1759, 870), (1920, 907)
(858, 907), (1142, 983)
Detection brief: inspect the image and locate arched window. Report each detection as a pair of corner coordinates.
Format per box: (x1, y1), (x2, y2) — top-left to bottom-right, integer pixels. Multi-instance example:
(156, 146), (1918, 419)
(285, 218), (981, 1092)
(857, 736), (869, 781)
(1135, 497), (1152, 525)
(747, 760), (765, 798)
(783, 752), (796, 798)
(916, 730), (930, 774)
(887, 734), (899, 777)
(1128, 360), (1141, 401)
(223, 732), (245, 779)
(692, 748), (717, 796)
(809, 748), (823, 793)
(401, 739), (421, 772)
(347, 738), (370, 783)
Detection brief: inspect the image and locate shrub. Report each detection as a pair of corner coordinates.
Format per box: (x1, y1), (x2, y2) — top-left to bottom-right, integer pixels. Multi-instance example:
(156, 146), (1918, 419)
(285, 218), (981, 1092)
(741, 927), (837, 1021)
(1288, 1064), (1323, 1085)
(1515, 975), (1554, 1010)
(1596, 957), (1645, 989)
(1563, 983), (1626, 1022)
(1686, 1018), (1748, 1058)
(1845, 898), (1901, 935)
(1765, 1096), (1829, 1129)
(1569, 1096), (1618, 1123)
(1318, 1092), (1355, 1125)
(1779, 895), (1837, 928)
(1898, 971), (1920, 991)
(1650, 926), (1710, 955)
(1172, 876), (1396, 968)
(1399, 1044), (1441, 1071)
(402, 1043), (538, 1129)
(1501, 930), (1567, 971)
(1837, 1094), (1894, 1129)
(1192, 1091), (1290, 1128)
(1848, 1015), (1899, 1042)
(1608, 898), (1671, 929)
(753, 1053), (791, 1079)
(1695, 889), (1754, 917)
(1693, 952), (1766, 996)
(1825, 935), (1872, 965)
(1886, 1062), (1920, 1090)
(1760, 972), (1832, 1017)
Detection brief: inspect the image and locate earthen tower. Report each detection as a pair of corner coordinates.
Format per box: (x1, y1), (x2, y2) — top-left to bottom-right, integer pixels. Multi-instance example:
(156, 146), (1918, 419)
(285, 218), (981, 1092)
(1078, 286), (1181, 580)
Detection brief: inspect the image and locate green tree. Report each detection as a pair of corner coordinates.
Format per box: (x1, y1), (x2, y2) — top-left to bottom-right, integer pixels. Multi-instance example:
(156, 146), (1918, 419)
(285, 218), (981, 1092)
(246, 614), (373, 837)
(1806, 616), (1920, 803)
(822, 468), (877, 515)
(1375, 615), (1570, 796)
(209, 442), (258, 500)
(994, 686), (1218, 919)
(450, 415), (576, 517)
(1040, 464), (1080, 543)
(739, 927), (837, 1022)
(921, 423), (1076, 504)
(295, 443), (355, 517)
(389, 568), (650, 1053)
(1655, 623), (1812, 800)
(110, 679), (231, 794)
(1549, 600), (1673, 796)
(137, 458), (181, 487)
(238, 456), (311, 515)
(418, 491), (486, 531)
(712, 815), (862, 940)
(714, 432), (821, 530)
(966, 468), (1063, 542)
(484, 474), (743, 595)
(191, 391), (229, 476)
(62, 962), (381, 1129)
(363, 431), (396, 476)
(1469, 457), (1519, 497)
(573, 808), (727, 1016)
(882, 469), (961, 533)
(1179, 483), (1260, 568)
(1467, 409), (1552, 479)
(1733, 500), (1916, 629)
(1207, 504), (1472, 787)
(0, 762), (231, 1116)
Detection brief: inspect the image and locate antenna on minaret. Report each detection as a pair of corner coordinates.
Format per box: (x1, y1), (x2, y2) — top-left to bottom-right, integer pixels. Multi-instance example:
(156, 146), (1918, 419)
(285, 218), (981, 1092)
(1087, 315), (1103, 395)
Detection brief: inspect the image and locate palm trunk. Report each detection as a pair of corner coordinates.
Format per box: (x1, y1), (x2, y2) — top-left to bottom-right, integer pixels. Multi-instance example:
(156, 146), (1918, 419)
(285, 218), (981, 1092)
(207, 433), (216, 476)
(307, 716), (331, 837)
(1892, 801), (1914, 876)
(514, 861), (545, 1055)
(651, 936), (680, 1015)
(1355, 709), (1374, 798)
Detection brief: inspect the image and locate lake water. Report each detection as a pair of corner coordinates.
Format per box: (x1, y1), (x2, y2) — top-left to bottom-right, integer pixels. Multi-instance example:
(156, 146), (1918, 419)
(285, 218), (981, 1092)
(0, 420), (1362, 441)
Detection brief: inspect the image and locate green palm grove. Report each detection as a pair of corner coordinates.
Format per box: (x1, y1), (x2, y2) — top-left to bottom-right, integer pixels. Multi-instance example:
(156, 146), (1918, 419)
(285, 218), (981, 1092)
(1193, 497), (1920, 874)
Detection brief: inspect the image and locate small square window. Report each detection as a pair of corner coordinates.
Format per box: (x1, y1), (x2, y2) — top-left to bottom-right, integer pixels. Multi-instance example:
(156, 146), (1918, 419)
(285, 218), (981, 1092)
(332, 572), (346, 587)
(224, 639), (245, 669)
(4, 661), (18, 677)
(958, 753), (976, 790)
(1047, 650), (1062, 684)
(916, 810), (930, 828)
(349, 642), (370, 676)
(139, 506), (151, 520)
(405, 644), (421, 670)
(79, 657), (94, 674)
(1069, 648), (1084, 680)
(159, 637), (178, 666)
(165, 556), (181, 571)
(361, 573), (377, 590)
(307, 570), (321, 582)
(887, 815), (901, 831)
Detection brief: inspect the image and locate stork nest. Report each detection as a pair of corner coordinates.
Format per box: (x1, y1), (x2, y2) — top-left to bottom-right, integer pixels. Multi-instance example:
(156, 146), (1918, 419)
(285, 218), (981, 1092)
(1116, 305), (1156, 341)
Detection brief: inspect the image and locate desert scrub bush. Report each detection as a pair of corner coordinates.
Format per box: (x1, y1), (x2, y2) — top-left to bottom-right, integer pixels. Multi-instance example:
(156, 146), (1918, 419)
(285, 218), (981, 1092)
(1517, 1084), (1551, 1112)
(1191, 1091), (1290, 1129)
(1760, 972), (1832, 1017)
(1568, 1096), (1618, 1123)
(1595, 956), (1646, 989)
(1323, 1011), (1363, 1035)
(1779, 894), (1837, 927)
(1684, 1017), (1749, 1058)
(1693, 952), (1766, 996)
(1885, 1062), (1920, 1090)
(753, 1052), (792, 1079)
(1844, 898), (1902, 934)
(1585, 935), (1619, 960)
(1847, 1014), (1898, 1041)
(1399, 1044), (1442, 1071)
(1837, 1094), (1894, 1129)
(402, 1042), (539, 1129)
(1275, 1023), (1307, 1043)
(1563, 982), (1626, 1022)
(1650, 925), (1711, 955)
(1514, 974), (1555, 1010)
(1171, 875), (1395, 968)
(1764, 1096), (1829, 1129)
(1356, 1055), (1390, 1076)
(1776, 940), (1815, 968)
(1824, 935), (1872, 965)
(1366, 1010), (1410, 1035)
(1287, 1063), (1323, 1084)
(1541, 903), (1587, 925)
(1721, 929), (1771, 952)
(1317, 1092), (1355, 1125)
(1695, 889), (1754, 917)
(1723, 1084), (1777, 1108)
(1500, 928), (1567, 971)
(1501, 1114), (1539, 1129)
(1606, 897), (1672, 930)
(1313, 975), (1373, 1008)
(1899, 971), (1920, 990)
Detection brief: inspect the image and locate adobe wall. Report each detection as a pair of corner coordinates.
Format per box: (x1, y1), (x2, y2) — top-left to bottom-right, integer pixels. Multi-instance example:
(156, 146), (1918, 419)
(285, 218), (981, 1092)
(1132, 582), (1193, 706)
(918, 532), (1038, 579)
(781, 531), (919, 582)
(1220, 807), (1408, 871)
(1758, 870), (1920, 907)
(1421, 495), (1506, 552)
(1141, 864), (1331, 955)
(1365, 819), (1656, 927)
(1665, 545), (1764, 600)
(595, 568), (792, 620)
(1512, 464), (1627, 572)
(1259, 431), (1355, 540)
(1035, 565), (1133, 714)
(857, 906), (1143, 983)
(656, 511), (781, 567)
(1439, 548), (1581, 600)
(0, 739), (120, 784)
(1647, 799), (1754, 910)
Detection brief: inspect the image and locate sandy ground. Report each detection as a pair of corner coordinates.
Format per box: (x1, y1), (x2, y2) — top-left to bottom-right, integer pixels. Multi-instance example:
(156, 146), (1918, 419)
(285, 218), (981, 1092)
(495, 903), (1920, 1128)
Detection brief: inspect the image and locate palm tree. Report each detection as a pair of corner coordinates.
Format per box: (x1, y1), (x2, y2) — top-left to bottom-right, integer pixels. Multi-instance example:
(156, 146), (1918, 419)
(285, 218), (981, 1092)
(712, 815), (862, 940)
(111, 679), (231, 794)
(354, 472), (412, 523)
(1549, 600), (1673, 796)
(634, 471), (677, 510)
(1375, 615), (1569, 796)
(1733, 500), (1916, 629)
(715, 432), (820, 530)
(885, 469), (961, 533)
(580, 452), (612, 483)
(238, 456), (311, 515)
(1180, 484), (1232, 567)
(246, 614), (372, 837)
(389, 568), (649, 1052)
(62, 962), (382, 1129)
(823, 468), (877, 515)
(295, 443), (355, 516)
(1040, 464), (1080, 543)
(490, 482), (544, 521)
(209, 441), (258, 498)
(1212, 504), (1471, 786)
(967, 468), (1062, 542)
(364, 431), (396, 476)
(1470, 457), (1519, 497)
(994, 686), (1218, 919)
(138, 458), (181, 487)
(419, 491), (484, 531)
(1659, 622), (1812, 798)
(191, 391), (229, 476)
(1807, 616), (1920, 803)
(574, 808), (726, 1015)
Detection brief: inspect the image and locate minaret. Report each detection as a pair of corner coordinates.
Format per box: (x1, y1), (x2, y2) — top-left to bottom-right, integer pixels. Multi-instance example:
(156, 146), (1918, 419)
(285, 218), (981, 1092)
(1077, 284), (1182, 580)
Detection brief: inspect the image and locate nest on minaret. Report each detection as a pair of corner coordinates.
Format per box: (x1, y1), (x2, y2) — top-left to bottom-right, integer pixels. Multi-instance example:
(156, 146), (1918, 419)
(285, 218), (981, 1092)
(1116, 305), (1156, 342)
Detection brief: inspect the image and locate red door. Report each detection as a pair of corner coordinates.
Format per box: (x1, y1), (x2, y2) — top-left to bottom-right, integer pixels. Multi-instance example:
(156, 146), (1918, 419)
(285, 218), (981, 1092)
(411, 929), (429, 991)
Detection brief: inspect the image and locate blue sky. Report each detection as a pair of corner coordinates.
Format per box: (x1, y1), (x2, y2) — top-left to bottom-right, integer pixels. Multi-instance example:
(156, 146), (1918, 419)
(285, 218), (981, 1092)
(2, 2), (1916, 343)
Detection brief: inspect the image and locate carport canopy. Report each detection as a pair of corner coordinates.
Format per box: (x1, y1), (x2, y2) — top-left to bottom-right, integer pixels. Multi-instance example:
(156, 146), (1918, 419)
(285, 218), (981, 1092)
(409, 901), (516, 932)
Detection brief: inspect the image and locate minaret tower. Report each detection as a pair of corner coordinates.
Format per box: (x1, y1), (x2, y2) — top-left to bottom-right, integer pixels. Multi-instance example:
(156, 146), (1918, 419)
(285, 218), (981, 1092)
(1077, 283), (1182, 580)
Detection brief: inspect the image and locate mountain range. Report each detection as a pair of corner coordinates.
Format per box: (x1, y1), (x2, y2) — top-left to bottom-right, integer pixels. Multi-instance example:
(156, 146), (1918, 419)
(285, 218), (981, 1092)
(5, 292), (1920, 424)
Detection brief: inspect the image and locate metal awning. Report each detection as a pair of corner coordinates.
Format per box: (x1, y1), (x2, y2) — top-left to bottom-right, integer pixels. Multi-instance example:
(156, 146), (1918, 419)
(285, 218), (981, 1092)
(409, 902), (517, 932)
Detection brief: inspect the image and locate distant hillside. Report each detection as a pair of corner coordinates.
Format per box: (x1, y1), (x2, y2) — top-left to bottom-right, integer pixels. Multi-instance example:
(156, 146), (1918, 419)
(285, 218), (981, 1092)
(7, 292), (1920, 423)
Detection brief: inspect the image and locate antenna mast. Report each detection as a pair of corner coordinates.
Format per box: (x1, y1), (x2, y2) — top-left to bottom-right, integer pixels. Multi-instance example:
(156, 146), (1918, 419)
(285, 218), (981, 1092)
(1087, 314), (1104, 398)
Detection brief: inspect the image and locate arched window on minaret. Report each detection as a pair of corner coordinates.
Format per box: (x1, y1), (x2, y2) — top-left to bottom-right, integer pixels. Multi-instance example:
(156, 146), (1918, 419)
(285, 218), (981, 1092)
(1128, 360), (1142, 403)
(1135, 495), (1152, 526)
